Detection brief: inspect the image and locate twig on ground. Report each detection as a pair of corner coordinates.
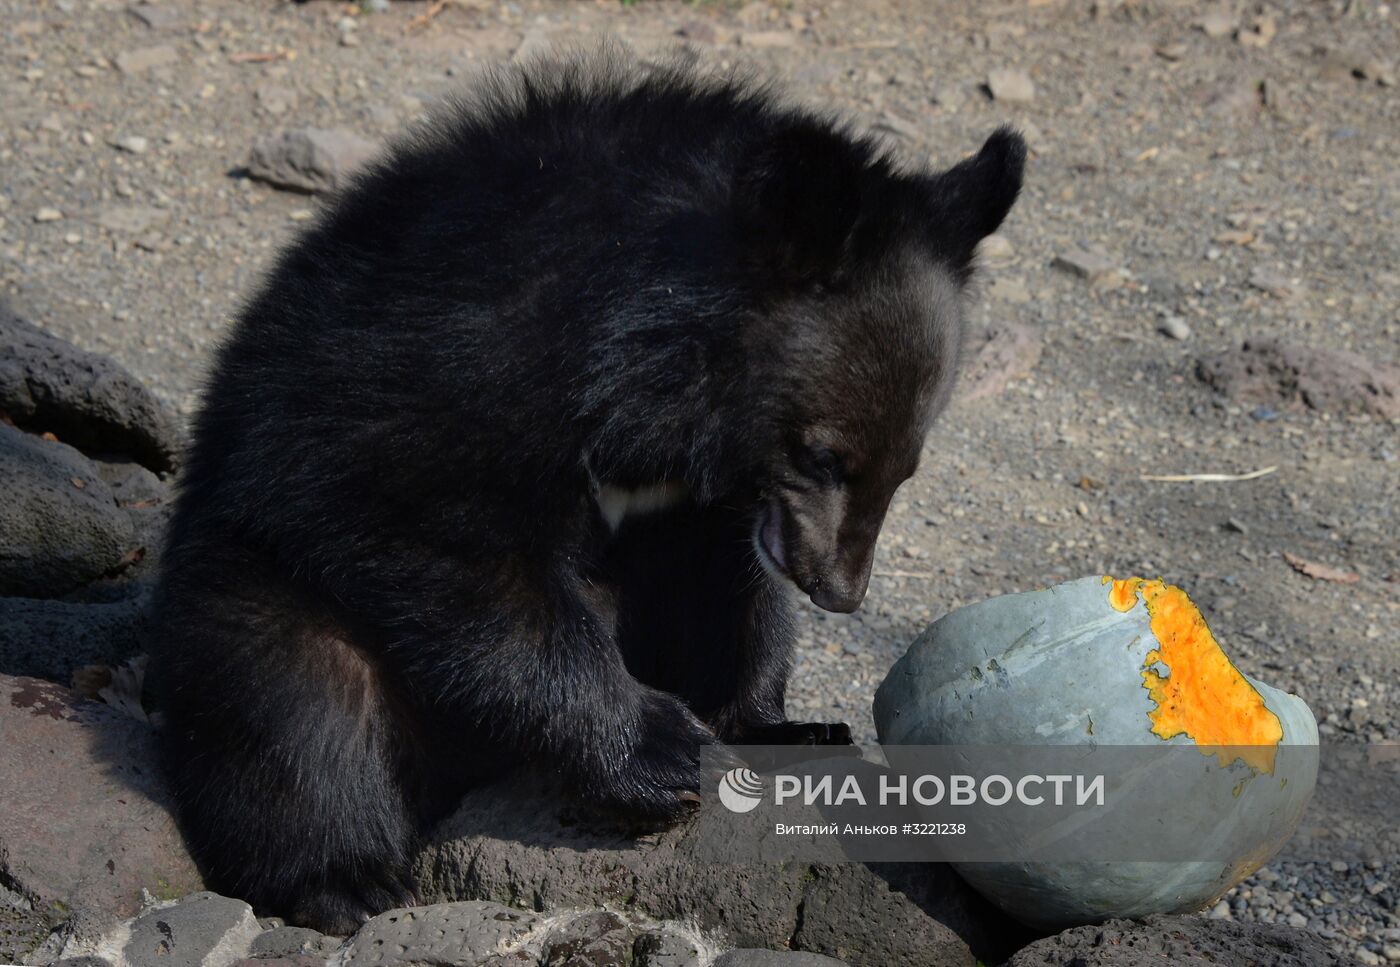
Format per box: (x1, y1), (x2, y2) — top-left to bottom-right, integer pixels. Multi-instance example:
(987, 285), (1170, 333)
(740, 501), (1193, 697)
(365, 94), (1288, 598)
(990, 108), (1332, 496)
(1139, 466), (1278, 483)
(229, 48), (296, 64)
(872, 569), (935, 579)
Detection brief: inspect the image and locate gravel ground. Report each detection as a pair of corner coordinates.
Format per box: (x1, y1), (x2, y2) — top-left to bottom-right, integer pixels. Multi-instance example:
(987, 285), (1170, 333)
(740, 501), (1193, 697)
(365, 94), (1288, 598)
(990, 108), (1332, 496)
(3, 0), (1396, 961)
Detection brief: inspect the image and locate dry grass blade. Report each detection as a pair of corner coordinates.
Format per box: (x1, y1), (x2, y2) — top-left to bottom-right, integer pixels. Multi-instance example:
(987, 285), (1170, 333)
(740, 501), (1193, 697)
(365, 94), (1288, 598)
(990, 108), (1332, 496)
(404, 0), (449, 33)
(1139, 466), (1278, 483)
(72, 657), (153, 722)
(1283, 551), (1361, 584)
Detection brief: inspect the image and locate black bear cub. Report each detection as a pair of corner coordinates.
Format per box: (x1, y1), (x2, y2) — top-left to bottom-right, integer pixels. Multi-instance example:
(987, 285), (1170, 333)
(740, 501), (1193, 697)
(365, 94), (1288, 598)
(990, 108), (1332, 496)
(151, 55), (1024, 932)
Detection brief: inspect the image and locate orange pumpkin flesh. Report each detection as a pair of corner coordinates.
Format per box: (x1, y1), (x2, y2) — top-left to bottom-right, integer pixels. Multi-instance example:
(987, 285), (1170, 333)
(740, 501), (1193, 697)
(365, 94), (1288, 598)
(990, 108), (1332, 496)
(1105, 576), (1284, 774)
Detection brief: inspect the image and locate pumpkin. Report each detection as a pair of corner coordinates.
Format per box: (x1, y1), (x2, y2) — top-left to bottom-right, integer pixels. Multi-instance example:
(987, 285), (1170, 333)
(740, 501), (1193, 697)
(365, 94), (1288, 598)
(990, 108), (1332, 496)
(872, 575), (1318, 930)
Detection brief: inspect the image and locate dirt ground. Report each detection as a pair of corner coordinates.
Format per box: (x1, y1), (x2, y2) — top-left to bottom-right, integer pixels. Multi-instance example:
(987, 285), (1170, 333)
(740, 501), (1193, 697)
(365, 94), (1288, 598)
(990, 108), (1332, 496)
(3, 0), (1397, 961)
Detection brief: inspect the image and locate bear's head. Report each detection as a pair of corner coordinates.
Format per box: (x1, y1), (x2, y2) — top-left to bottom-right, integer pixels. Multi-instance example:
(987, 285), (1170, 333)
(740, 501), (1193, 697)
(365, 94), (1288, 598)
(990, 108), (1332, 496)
(737, 124), (1025, 613)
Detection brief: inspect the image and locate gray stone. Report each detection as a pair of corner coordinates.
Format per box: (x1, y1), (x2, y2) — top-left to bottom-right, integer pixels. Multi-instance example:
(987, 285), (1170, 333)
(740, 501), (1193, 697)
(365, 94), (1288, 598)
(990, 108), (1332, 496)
(0, 596), (146, 680)
(74, 457), (172, 603)
(1006, 914), (1348, 965)
(114, 44), (178, 75)
(255, 85), (297, 118)
(95, 457), (167, 508)
(676, 21), (730, 45)
(1052, 247), (1120, 287)
(1248, 267), (1306, 300)
(0, 675), (202, 958)
(95, 206), (169, 235)
(1198, 338), (1399, 419)
(986, 68), (1035, 103)
(247, 926), (325, 959)
(123, 894), (260, 967)
(0, 309), (183, 472)
(128, 5), (182, 30)
(1196, 9), (1236, 39)
(414, 775), (1013, 966)
(714, 952), (848, 966)
(976, 234), (1015, 264)
(247, 129), (379, 195)
(338, 902), (539, 966)
(0, 426), (137, 598)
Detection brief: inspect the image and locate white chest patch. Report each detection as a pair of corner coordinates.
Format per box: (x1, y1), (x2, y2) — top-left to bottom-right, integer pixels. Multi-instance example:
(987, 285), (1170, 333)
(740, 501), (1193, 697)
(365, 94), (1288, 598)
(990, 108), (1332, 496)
(596, 482), (690, 531)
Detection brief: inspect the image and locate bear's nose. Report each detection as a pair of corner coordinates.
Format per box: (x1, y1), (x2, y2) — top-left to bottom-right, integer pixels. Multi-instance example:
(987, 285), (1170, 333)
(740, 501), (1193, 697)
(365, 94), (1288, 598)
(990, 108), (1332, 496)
(809, 580), (866, 614)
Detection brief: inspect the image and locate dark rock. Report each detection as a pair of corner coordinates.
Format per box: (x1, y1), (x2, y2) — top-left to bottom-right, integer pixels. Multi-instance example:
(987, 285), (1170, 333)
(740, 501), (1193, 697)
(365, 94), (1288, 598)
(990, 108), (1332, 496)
(1005, 914), (1348, 965)
(247, 129), (379, 194)
(248, 926), (327, 959)
(1198, 338), (1400, 419)
(71, 459), (172, 604)
(94, 457), (167, 507)
(633, 929), (706, 967)
(414, 775), (1014, 966)
(955, 323), (1044, 403)
(1, 905), (54, 965)
(0, 426), (138, 599)
(0, 595), (146, 680)
(123, 893), (261, 967)
(0, 310), (182, 473)
(715, 952), (849, 966)
(338, 902), (539, 966)
(0, 674), (202, 957)
(541, 910), (631, 967)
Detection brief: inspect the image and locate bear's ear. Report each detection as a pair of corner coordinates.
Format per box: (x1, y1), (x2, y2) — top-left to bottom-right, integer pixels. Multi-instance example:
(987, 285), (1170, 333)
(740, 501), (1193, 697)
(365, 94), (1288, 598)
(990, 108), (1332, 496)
(927, 127), (1026, 278)
(733, 123), (864, 285)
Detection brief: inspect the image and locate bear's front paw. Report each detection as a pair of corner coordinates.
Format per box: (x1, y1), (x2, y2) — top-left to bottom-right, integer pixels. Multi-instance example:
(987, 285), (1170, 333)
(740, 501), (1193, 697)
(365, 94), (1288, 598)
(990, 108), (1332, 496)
(585, 692), (716, 821)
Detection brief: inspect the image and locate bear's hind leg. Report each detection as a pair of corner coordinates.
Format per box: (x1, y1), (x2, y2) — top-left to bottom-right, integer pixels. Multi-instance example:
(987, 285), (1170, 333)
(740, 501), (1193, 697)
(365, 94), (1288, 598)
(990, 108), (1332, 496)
(152, 539), (420, 934)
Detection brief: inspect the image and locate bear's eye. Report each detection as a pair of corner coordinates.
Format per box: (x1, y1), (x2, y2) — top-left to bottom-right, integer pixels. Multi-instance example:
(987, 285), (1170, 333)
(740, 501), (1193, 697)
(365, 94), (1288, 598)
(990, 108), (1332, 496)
(795, 445), (846, 485)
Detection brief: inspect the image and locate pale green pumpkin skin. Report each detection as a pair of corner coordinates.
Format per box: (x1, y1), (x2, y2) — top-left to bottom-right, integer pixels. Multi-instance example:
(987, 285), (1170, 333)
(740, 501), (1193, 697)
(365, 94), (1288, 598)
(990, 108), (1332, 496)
(873, 575), (1318, 930)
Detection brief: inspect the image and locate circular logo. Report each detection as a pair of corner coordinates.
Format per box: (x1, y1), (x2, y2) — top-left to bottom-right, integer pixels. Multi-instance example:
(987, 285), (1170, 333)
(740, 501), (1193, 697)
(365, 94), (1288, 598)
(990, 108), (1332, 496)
(717, 767), (765, 813)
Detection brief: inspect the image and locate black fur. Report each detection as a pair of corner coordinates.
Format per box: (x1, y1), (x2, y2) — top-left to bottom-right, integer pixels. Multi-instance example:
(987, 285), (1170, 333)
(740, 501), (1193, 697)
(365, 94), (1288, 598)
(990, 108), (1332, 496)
(150, 54), (1024, 933)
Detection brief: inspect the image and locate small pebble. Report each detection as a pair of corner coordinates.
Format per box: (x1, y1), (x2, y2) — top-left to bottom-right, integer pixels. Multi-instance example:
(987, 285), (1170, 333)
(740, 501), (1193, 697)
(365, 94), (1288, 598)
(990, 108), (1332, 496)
(978, 234), (1015, 263)
(33, 207), (63, 223)
(109, 135), (150, 154)
(1157, 315), (1191, 340)
(986, 67), (1035, 103)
